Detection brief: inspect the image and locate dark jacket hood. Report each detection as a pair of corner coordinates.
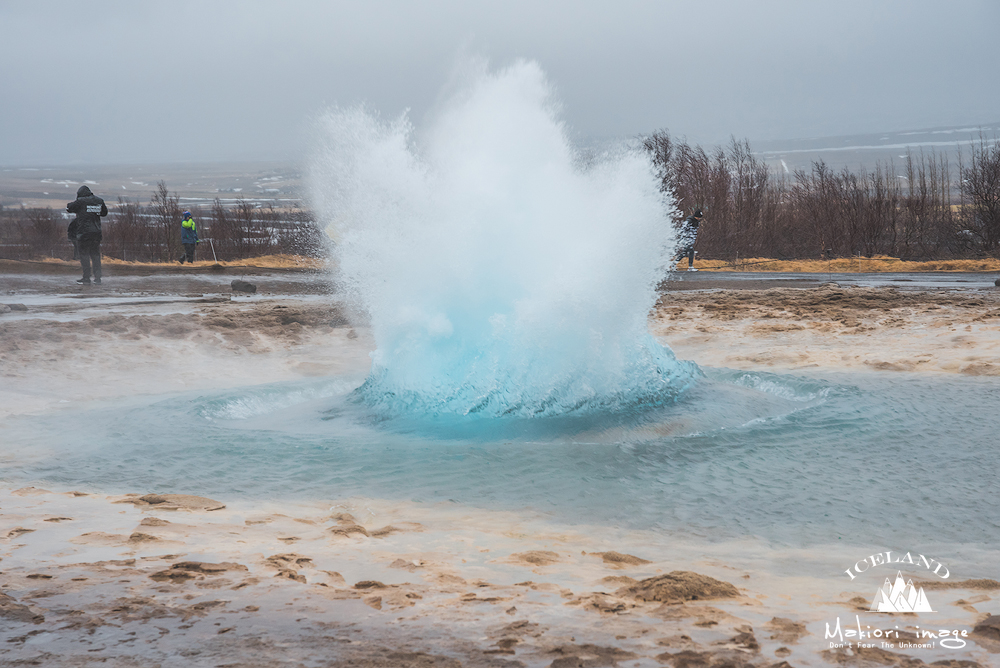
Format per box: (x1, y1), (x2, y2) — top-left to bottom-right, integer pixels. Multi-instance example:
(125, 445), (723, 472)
(77, 185), (93, 198)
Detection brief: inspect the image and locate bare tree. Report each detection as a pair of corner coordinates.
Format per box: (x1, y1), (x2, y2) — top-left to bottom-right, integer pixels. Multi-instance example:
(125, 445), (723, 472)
(959, 133), (1000, 252)
(150, 181), (182, 262)
(103, 197), (145, 261)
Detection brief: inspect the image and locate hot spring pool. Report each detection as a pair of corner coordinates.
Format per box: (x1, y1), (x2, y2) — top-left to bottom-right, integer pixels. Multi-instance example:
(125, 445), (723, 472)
(5, 366), (997, 567)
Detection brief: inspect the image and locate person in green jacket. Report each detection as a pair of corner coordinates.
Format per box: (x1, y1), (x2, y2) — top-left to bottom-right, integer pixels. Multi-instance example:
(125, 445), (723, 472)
(178, 211), (198, 264)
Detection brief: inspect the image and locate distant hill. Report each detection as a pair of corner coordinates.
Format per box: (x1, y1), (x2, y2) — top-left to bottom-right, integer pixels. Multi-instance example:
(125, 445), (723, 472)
(752, 123), (1000, 175)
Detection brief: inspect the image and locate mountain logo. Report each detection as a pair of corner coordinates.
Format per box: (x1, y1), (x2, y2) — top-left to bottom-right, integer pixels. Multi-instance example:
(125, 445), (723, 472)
(869, 571), (934, 612)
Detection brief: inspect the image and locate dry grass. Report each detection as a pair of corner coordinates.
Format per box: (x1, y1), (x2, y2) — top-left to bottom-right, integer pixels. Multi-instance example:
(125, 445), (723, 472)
(678, 256), (1000, 273)
(31, 254), (328, 270)
(23, 254), (1000, 273)
(225, 254), (328, 269)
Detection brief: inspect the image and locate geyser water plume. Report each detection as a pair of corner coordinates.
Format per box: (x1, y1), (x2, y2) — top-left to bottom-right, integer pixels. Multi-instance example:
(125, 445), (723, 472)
(310, 60), (699, 418)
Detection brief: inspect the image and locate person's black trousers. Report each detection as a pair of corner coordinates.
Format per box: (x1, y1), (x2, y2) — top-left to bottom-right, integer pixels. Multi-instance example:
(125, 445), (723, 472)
(78, 234), (102, 280)
(181, 243), (196, 263)
(675, 245), (695, 267)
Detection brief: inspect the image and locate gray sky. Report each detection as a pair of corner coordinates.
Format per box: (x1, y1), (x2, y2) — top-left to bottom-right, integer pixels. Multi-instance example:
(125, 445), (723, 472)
(2, 0), (997, 166)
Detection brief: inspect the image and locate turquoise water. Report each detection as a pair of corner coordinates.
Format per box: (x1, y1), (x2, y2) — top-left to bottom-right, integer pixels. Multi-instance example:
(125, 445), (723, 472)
(5, 367), (997, 553)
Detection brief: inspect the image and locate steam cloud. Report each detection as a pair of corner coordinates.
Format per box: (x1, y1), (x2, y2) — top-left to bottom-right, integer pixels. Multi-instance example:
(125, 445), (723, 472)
(310, 60), (699, 418)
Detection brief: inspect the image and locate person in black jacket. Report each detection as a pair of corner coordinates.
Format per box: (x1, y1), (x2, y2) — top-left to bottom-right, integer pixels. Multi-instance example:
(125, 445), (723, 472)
(66, 185), (108, 284)
(673, 209), (704, 271)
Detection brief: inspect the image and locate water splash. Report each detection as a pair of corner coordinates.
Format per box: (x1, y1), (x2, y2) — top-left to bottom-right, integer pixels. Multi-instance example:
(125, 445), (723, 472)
(310, 60), (699, 418)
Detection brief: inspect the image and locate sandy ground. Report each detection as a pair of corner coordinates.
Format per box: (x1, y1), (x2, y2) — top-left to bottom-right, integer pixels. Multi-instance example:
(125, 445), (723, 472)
(654, 284), (1000, 377)
(2, 268), (1000, 666)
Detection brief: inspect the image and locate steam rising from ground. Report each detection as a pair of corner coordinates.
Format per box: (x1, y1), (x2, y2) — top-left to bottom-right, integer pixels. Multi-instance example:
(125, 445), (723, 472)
(310, 60), (698, 417)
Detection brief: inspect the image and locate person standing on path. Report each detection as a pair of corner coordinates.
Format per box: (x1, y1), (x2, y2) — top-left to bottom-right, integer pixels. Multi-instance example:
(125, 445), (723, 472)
(178, 211), (198, 264)
(674, 209), (704, 271)
(66, 185), (107, 284)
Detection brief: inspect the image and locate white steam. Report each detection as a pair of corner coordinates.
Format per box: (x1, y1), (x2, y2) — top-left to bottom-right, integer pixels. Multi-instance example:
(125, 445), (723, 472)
(309, 60), (697, 418)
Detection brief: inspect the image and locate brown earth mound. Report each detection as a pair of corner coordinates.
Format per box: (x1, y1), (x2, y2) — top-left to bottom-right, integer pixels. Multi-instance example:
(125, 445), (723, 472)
(115, 493), (226, 511)
(509, 551), (563, 567)
(590, 551), (651, 567)
(618, 571), (740, 604)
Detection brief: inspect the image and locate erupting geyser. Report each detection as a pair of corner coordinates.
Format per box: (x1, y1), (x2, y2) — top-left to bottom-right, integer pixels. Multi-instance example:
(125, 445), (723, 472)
(310, 60), (699, 418)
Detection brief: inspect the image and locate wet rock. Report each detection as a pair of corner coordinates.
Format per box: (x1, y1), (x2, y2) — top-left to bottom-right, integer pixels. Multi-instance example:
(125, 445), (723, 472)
(590, 551), (651, 567)
(547, 644), (636, 667)
(917, 577), (1000, 590)
(820, 647), (952, 668)
(275, 569), (306, 583)
(765, 617), (809, 644)
(108, 596), (189, 622)
(6, 303), (28, 311)
(655, 635), (699, 651)
(354, 580), (388, 589)
(0, 304), (10, 314)
(172, 561), (247, 574)
(69, 531), (129, 546)
(995, 278), (1000, 286)
(720, 626), (759, 652)
(265, 554), (313, 576)
(655, 649), (757, 667)
(822, 645), (925, 666)
(1, 527), (35, 539)
(150, 561), (248, 582)
(327, 651), (462, 668)
(973, 614), (1000, 641)
(266, 553), (312, 566)
(322, 570), (346, 586)
(845, 595), (870, 611)
(510, 550), (562, 566)
(189, 600), (228, 613)
(115, 493), (225, 511)
(390, 558), (424, 571)
(0, 593), (44, 624)
(328, 523), (369, 537)
(618, 571), (740, 603)
(11, 487), (51, 496)
(231, 279), (257, 293)
(569, 592), (635, 615)
(139, 517), (171, 526)
(127, 532), (160, 543)
(654, 604), (733, 628)
(486, 637), (520, 654)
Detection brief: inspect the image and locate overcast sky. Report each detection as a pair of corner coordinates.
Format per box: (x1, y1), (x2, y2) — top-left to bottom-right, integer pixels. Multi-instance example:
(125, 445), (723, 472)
(2, 0), (997, 166)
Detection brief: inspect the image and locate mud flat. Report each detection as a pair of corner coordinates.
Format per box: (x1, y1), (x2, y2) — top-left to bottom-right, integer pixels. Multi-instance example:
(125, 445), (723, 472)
(2, 272), (999, 665)
(654, 283), (1000, 376)
(3, 486), (999, 667)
